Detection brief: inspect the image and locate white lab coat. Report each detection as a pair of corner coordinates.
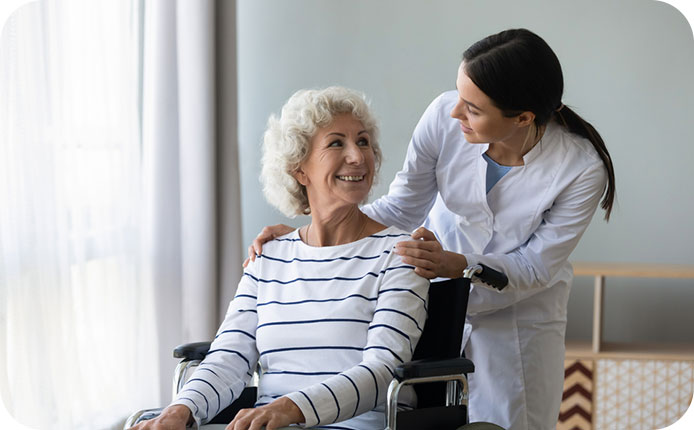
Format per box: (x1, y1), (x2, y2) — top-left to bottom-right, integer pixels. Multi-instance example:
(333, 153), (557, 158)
(362, 91), (607, 430)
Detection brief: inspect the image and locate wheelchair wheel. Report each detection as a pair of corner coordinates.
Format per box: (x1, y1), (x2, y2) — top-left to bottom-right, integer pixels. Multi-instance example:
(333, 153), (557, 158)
(456, 422), (505, 430)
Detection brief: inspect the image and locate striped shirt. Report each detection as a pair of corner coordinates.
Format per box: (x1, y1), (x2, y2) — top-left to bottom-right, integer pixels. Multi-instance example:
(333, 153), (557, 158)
(172, 225), (429, 429)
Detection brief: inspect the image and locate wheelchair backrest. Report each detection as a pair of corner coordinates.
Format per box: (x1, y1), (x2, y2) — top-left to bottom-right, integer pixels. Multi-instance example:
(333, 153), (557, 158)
(412, 278), (470, 361)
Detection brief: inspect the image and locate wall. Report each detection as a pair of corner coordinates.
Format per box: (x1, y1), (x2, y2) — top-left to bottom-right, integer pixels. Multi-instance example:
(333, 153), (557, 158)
(231, 0), (694, 343)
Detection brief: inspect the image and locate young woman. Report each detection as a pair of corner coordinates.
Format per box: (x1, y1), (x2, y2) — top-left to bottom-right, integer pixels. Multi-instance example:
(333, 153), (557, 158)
(247, 29), (615, 430)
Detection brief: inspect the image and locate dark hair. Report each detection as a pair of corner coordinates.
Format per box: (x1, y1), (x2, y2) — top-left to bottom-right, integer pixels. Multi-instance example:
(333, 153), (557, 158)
(463, 28), (615, 220)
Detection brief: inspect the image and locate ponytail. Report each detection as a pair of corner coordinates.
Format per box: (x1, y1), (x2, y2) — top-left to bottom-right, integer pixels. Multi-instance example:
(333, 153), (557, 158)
(554, 106), (615, 220)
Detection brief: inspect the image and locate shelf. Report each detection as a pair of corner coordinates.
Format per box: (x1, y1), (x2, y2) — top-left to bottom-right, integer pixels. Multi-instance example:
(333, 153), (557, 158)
(572, 262), (694, 279)
(568, 262), (694, 357)
(566, 340), (694, 361)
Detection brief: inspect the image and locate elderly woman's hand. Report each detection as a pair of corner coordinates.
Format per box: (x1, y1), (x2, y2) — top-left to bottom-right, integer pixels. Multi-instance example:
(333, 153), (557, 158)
(243, 224), (295, 268)
(395, 227), (469, 279)
(226, 397), (303, 430)
(127, 404), (191, 430)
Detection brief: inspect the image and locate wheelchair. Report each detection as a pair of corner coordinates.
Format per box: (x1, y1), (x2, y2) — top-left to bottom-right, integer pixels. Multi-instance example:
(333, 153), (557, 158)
(124, 264), (508, 430)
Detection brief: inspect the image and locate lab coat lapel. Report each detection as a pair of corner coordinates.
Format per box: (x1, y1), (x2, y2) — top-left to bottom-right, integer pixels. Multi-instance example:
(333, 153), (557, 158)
(452, 145), (494, 254)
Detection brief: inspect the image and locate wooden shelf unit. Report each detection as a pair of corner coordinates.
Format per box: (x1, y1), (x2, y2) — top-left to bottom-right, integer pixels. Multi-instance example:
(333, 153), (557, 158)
(567, 262), (694, 361)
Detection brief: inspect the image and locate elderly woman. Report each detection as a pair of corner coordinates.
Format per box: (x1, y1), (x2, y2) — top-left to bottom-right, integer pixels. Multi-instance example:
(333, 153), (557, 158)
(131, 87), (429, 430)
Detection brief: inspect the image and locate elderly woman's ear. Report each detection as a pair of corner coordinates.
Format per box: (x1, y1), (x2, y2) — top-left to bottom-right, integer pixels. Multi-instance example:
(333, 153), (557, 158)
(293, 169), (309, 186)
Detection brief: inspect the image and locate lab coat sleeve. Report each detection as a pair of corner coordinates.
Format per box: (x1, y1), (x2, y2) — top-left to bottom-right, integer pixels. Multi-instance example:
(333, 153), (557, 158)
(170, 265), (260, 425)
(465, 159), (607, 314)
(284, 254), (429, 427)
(361, 95), (442, 231)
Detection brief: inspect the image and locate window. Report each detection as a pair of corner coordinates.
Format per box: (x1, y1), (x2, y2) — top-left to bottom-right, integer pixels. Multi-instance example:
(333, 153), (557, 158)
(0, 1), (158, 428)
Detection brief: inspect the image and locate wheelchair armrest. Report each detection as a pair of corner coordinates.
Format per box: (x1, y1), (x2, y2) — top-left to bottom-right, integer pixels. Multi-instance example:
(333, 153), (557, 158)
(395, 357), (474, 380)
(173, 341), (211, 361)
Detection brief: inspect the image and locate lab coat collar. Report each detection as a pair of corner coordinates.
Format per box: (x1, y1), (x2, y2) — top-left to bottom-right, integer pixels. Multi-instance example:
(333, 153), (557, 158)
(475, 121), (559, 166)
(522, 121), (559, 165)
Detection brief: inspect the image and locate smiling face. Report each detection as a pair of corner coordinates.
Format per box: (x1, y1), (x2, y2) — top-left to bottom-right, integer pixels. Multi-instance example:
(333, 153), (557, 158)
(450, 62), (532, 145)
(294, 114), (375, 212)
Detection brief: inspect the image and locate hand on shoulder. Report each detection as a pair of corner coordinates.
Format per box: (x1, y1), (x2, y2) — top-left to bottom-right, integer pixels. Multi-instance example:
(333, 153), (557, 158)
(394, 227), (468, 279)
(243, 224), (294, 267)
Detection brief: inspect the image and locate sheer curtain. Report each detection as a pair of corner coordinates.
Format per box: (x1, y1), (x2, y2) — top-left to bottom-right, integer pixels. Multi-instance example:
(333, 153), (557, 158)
(1, 0), (242, 428)
(0, 1), (159, 429)
(142, 0), (227, 405)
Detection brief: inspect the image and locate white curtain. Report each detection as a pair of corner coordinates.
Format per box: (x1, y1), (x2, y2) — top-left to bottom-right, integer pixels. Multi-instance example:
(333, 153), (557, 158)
(0, 0), (237, 427)
(0, 1), (159, 429)
(141, 0), (223, 404)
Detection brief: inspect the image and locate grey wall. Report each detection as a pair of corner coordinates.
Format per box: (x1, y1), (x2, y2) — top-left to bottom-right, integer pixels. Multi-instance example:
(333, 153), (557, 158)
(232, 0), (694, 344)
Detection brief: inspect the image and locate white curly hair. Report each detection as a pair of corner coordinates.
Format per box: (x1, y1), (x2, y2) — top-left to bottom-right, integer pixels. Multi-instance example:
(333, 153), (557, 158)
(260, 86), (382, 217)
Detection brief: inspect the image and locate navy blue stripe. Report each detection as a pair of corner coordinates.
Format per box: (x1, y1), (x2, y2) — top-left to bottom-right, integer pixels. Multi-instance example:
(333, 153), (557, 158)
(257, 294), (377, 307)
(178, 396), (199, 415)
(254, 393), (292, 408)
(206, 349), (251, 368)
(258, 250), (390, 263)
(185, 388), (209, 419)
(255, 394), (283, 404)
(263, 370), (340, 376)
(369, 233), (410, 238)
(215, 329), (256, 340)
(299, 390), (320, 423)
(368, 324), (412, 351)
(379, 287), (427, 309)
(188, 378), (220, 415)
(373, 308), (423, 332)
(321, 382), (341, 423)
(364, 345), (404, 363)
(234, 294), (257, 300)
(237, 309), (257, 313)
(243, 265), (414, 285)
(379, 287), (426, 302)
(257, 318), (369, 330)
(368, 324), (410, 341)
(260, 345), (362, 357)
(382, 362), (395, 377)
(197, 367), (221, 380)
(358, 364), (379, 409)
(340, 374), (360, 417)
(275, 237), (301, 242)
